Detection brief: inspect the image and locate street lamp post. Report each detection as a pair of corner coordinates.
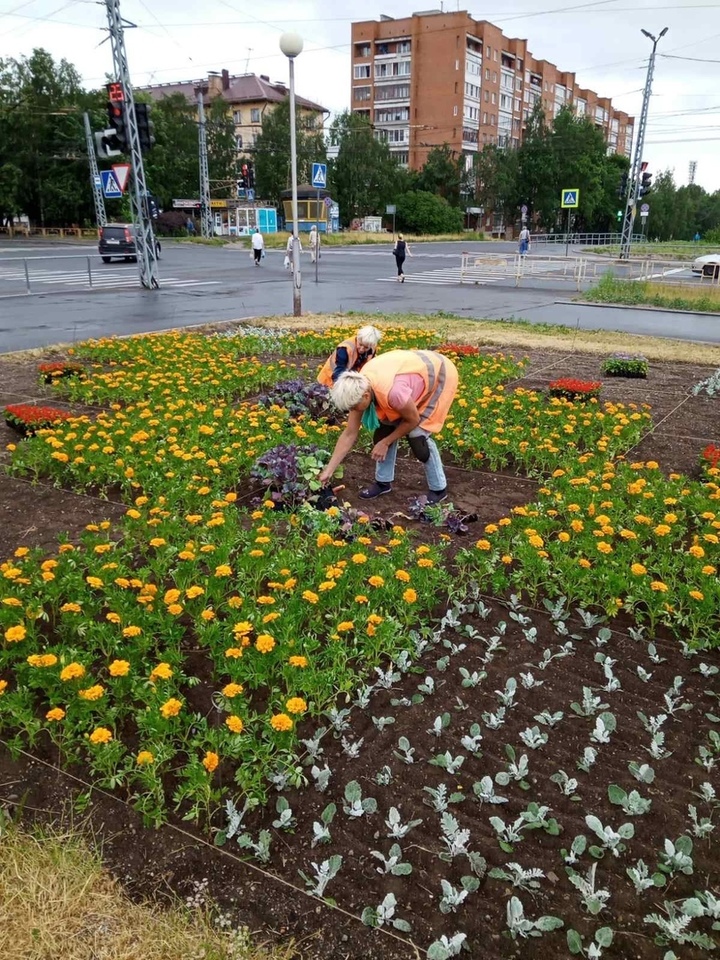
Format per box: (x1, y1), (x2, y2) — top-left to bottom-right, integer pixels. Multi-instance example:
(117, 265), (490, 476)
(619, 26), (668, 260)
(280, 32), (304, 317)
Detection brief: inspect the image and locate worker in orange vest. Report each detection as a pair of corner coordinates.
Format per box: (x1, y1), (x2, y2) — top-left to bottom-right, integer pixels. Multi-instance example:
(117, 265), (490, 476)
(318, 349), (458, 502)
(317, 325), (382, 388)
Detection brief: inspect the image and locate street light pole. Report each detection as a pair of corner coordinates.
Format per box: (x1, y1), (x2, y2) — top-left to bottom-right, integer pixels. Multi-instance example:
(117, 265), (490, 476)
(619, 26), (667, 260)
(280, 32), (304, 317)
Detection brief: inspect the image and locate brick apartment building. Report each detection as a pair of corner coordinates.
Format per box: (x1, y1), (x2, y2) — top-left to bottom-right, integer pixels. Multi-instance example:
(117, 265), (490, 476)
(351, 10), (633, 171)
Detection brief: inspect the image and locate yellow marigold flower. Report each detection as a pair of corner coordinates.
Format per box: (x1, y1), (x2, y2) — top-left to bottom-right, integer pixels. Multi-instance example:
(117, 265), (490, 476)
(136, 750), (154, 766)
(122, 625), (142, 638)
(394, 569), (411, 582)
(689, 545), (705, 559)
(255, 634), (276, 654)
(202, 751), (219, 773)
(578, 558), (592, 569)
(475, 539), (491, 551)
(200, 609), (216, 622)
(352, 553), (368, 564)
(4, 625), (26, 643)
(654, 524), (671, 537)
(89, 727), (112, 745)
(60, 602), (82, 613)
(164, 588), (181, 605)
(46, 707), (65, 722)
(501, 554), (513, 564)
(167, 603), (184, 616)
(558, 532), (571, 542)
(225, 646), (243, 659)
(225, 714), (244, 734)
(214, 564), (232, 577)
(60, 662), (85, 682)
(689, 590), (705, 601)
(270, 713), (293, 732)
(78, 684), (104, 701)
(249, 549), (264, 558)
(262, 611), (281, 624)
(528, 535), (544, 549)
(631, 563), (647, 576)
(337, 621), (354, 632)
(417, 558), (434, 568)
(222, 682), (244, 698)
(86, 576), (104, 589)
(150, 662), (173, 682)
(650, 581), (668, 592)
(316, 533), (333, 548)
(596, 542), (613, 555)
(108, 659), (130, 677)
(319, 580), (336, 592)
(257, 595), (275, 605)
(704, 534), (719, 544)
(185, 586), (204, 599)
(27, 653), (58, 668)
(403, 588), (418, 603)
(368, 575), (385, 588)
(701, 565), (717, 575)
(288, 655), (308, 668)
(263, 500), (275, 510)
(357, 536), (372, 545)
(2, 598), (21, 607)
(286, 697), (307, 715)
(160, 698), (182, 719)
(149, 538), (166, 548)
(619, 529), (637, 540)
(105, 613), (122, 625)
(302, 590), (319, 604)
(14, 547), (29, 558)
(355, 594), (369, 604)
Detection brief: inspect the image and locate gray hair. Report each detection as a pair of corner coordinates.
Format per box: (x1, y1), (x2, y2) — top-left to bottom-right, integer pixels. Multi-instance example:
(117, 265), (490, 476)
(330, 371), (370, 412)
(356, 324), (382, 349)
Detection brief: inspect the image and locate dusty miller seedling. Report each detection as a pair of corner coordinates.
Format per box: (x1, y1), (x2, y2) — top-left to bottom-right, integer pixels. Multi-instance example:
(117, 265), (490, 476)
(459, 667), (486, 688)
(272, 796), (296, 831)
(439, 811), (472, 860)
(426, 933), (467, 959)
(489, 862), (545, 892)
(343, 780), (377, 818)
(505, 895), (564, 939)
(551, 769), (579, 798)
(460, 723), (483, 756)
(585, 814), (634, 858)
(386, 806), (423, 838)
(644, 900), (717, 951)
(687, 804), (715, 838)
(394, 736), (415, 764)
(423, 783), (465, 812)
(567, 926), (614, 957)
(567, 862), (611, 915)
(626, 858), (666, 894)
(571, 688), (608, 718)
(495, 745), (530, 789)
(372, 716), (395, 732)
(519, 725), (548, 750)
(430, 751), (464, 774)
(361, 893), (412, 932)
(473, 776), (508, 806)
(658, 836), (694, 877)
(628, 761), (655, 784)
(299, 854), (343, 898)
(371, 843), (413, 876)
(374, 765), (393, 786)
(311, 803), (336, 848)
(607, 784), (652, 816)
(535, 709), (564, 728)
(428, 713), (451, 737)
(341, 736), (364, 758)
(237, 829), (272, 863)
(577, 746), (598, 774)
(590, 713), (616, 745)
(439, 876), (480, 913)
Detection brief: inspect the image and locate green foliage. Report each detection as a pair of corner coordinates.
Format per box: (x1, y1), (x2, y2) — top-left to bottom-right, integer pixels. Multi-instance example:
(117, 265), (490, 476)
(396, 190), (463, 235)
(328, 111), (402, 226)
(645, 170), (720, 241)
(584, 273), (720, 313)
(416, 144), (466, 208)
(253, 99), (326, 208)
(140, 93), (200, 211)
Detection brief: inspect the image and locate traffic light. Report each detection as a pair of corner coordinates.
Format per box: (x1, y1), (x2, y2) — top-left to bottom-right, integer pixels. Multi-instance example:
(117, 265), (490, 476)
(94, 129), (122, 159)
(640, 172), (652, 197)
(135, 103), (155, 153)
(617, 172), (628, 199)
(106, 82), (127, 151)
(616, 210), (623, 222)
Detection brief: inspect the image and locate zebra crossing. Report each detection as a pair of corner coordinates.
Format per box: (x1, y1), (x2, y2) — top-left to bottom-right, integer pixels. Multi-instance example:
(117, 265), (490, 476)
(0, 265), (220, 292)
(376, 266), (506, 286)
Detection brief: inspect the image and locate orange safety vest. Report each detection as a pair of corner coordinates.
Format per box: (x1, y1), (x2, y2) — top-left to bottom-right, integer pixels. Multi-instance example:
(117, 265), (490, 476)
(317, 338), (368, 387)
(362, 349), (458, 434)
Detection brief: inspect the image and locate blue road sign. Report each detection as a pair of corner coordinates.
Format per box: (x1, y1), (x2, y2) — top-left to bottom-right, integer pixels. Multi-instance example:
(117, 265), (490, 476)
(101, 170), (122, 199)
(561, 188), (580, 208)
(311, 162), (327, 189)
(93, 174), (102, 188)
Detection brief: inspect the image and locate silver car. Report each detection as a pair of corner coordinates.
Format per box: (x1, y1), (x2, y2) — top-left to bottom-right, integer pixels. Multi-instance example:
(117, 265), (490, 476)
(692, 252), (720, 278)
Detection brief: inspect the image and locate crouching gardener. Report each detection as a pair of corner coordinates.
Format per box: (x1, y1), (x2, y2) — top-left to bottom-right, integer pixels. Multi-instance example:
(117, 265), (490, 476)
(317, 325), (382, 386)
(318, 349), (458, 503)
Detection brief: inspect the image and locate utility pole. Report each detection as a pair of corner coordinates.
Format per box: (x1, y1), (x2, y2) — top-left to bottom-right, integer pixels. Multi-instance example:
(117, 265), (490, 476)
(619, 27), (667, 260)
(83, 112), (107, 229)
(196, 85), (213, 240)
(104, 0), (159, 288)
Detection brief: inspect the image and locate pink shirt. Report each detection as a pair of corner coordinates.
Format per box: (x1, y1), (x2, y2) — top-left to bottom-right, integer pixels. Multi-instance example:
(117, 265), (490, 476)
(387, 373), (425, 411)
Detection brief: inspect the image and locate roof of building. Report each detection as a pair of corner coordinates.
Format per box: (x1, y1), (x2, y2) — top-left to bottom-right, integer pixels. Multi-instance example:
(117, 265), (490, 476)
(139, 71), (326, 113)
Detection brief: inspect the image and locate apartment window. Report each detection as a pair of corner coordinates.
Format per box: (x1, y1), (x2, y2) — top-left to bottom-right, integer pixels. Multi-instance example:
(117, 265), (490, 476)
(375, 60), (411, 78)
(491, 114), (496, 125)
(464, 105), (479, 122)
(492, 71), (497, 83)
(491, 92), (496, 105)
(484, 90), (489, 102)
(250, 108), (261, 123)
(375, 107), (410, 123)
(232, 110), (242, 125)
(376, 42), (389, 55)
(453, 105), (458, 116)
(354, 64), (371, 79)
(455, 81), (458, 94)
(465, 81), (480, 99)
(374, 83), (410, 100)
(514, 98), (521, 112)
(398, 40), (411, 53)
(515, 77), (522, 91)
(353, 86), (371, 102)
(485, 68), (490, 80)
(486, 45), (491, 57)
(235, 135), (243, 150)
(500, 93), (512, 110)
(355, 43), (371, 57)
(493, 50), (498, 61)
(544, 81), (548, 91)
(396, 151), (409, 165)
(455, 59), (460, 70)
(483, 111), (488, 124)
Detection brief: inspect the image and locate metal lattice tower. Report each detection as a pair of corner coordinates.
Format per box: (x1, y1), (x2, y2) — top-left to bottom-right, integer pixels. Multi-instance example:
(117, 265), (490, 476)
(619, 28), (667, 260)
(196, 86), (213, 240)
(83, 112), (107, 228)
(104, 0), (160, 289)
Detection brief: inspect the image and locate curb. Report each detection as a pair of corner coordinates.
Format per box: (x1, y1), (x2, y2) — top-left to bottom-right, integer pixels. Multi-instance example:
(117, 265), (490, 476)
(555, 299), (720, 319)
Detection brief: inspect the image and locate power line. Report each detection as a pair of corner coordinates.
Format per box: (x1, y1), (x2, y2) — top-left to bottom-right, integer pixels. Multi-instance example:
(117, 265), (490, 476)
(661, 53), (720, 63)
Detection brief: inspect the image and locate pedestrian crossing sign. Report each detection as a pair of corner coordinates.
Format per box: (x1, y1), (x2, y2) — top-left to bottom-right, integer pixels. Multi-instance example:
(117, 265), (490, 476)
(561, 188), (580, 208)
(311, 162), (327, 189)
(101, 170), (123, 199)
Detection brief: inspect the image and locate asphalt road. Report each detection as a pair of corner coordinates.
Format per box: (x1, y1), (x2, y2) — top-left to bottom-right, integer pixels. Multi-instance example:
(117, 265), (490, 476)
(0, 238), (716, 353)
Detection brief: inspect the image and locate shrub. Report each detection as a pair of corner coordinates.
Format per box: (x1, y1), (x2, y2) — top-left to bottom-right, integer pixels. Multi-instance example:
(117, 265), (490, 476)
(601, 354), (648, 379)
(257, 379), (331, 420)
(250, 443), (331, 507)
(3, 404), (74, 436)
(153, 210), (192, 237)
(548, 379), (602, 402)
(395, 191), (464, 235)
(37, 362), (85, 384)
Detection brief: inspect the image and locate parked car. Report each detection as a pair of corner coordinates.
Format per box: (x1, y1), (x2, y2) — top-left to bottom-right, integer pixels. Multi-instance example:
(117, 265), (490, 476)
(99, 223), (161, 264)
(691, 252), (720, 279)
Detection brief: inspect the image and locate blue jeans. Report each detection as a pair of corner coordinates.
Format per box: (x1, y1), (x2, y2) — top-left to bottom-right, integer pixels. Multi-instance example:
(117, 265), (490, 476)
(375, 426), (447, 491)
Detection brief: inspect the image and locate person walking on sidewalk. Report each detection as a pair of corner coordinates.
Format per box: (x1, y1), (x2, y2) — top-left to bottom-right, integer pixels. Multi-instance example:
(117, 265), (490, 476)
(317, 325), (382, 387)
(518, 225), (530, 256)
(251, 228), (264, 266)
(285, 234), (302, 271)
(318, 349), (459, 503)
(393, 234), (412, 282)
(309, 224), (320, 264)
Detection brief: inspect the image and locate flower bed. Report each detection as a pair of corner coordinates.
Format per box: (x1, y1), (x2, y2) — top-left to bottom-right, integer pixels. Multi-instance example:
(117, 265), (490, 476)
(37, 361), (85, 384)
(3, 404), (74, 436)
(701, 443), (720, 480)
(601, 354), (649, 379)
(548, 378), (602, 401)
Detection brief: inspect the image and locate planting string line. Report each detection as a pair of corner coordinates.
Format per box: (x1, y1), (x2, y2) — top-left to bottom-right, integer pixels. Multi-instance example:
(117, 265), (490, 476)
(623, 394), (693, 459)
(0, 468), (127, 509)
(503, 353), (575, 388)
(1, 740), (423, 959)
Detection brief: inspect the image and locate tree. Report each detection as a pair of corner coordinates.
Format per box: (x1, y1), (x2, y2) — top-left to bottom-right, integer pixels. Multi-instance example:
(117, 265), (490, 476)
(514, 102), (557, 227)
(472, 143), (518, 225)
(395, 190), (463, 234)
(207, 96), (241, 198)
(140, 93), (199, 210)
(417, 144), (464, 207)
(550, 107), (609, 230)
(328, 111), (402, 227)
(253, 99), (326, 208)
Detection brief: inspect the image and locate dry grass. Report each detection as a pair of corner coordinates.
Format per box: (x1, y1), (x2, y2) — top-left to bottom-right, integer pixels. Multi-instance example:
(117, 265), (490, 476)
(0, 822), (294, 960)
(644, 281), (720, 309)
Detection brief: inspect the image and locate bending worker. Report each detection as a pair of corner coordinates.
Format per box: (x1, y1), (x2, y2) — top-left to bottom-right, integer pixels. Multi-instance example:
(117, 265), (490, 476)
(317, 325), (382, 387)
(318, 348), (458, 502)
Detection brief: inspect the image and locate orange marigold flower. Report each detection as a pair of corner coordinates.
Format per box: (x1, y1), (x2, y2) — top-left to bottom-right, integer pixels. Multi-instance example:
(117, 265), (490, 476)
(689, 590), (705, 601)
(160, 697), (182, 718)
(255, 634), (276, 654)
(225, 714), (244, 734)
(368, 575), (384, 588)
(185, 586), (204, 599)
(122, 625), (142, 638)
(46, 706), (65, 721)
(631, 563), (647, 576)
(394, 569), (411, 582)
(60, 602), (82, 613)
(558, 532), (571, 543)
(202, 751), (219, 773)
(27, 653), (58, 668)
(417, 558), (434, 568)
(578, 558), (592, 569)
(4, 625), (26, 643)
(302, 590), (319, 604)
(270, 713), (293, 732)
(403, 588), (418, 603)
(164, 588), (181, 605)
(60, 662), (85, 682)
(689, 545), (705, 559)
(650, 581), (668, 592)
(106, 612), (121, 624)
(528, 535), (544, 549)
(351, 553), (368, 564)
(316, 533), (333, 548)
(150, 662), (173, 682)
(475, 539), (491, 551)
(86, 576), (104, 589)
(214, 564), (232, 577)
(355, 594), (369, 604)
(225, 646), (243, 659)
(89, 727), (112, 745)
(222, 682), (244, 698)
(285, 697), (307, 715)
(78, 684), (104, 701)
(596, 542), (613, 555)
(136, 750), (155, 765)
(701, 564), (717, 575)
(416, 545), (431, 555)
(288, 655), (308, 668)
(108, 659), (130, 677)
(501, 554), (513, 564)
(654, 524), (671, 537)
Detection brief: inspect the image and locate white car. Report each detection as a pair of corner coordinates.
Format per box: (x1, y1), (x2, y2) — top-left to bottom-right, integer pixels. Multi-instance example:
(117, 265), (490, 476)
(692, 252), (720, 277)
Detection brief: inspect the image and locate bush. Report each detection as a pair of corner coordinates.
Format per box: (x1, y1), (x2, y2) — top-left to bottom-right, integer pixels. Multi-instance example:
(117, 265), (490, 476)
(703, 227), (720, 245)
(395, 190), (463, 236)
(250, 443), (331, 507)
(154, 210), (192, 237)
(257, 379), (331, 420)
(601, 354), (648, 379)
(548, 379), (602, 402)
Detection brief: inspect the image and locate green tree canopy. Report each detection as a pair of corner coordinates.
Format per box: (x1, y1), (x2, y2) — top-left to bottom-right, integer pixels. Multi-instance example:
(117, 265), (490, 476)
(395, 190), (463, 234)
(253, 99), (326, 208)
(416, 144), (465, 208)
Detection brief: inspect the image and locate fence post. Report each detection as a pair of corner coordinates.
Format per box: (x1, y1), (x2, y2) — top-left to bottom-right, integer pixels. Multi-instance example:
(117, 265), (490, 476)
(87, 257), (93, 288)
(23, 259), (31, 294)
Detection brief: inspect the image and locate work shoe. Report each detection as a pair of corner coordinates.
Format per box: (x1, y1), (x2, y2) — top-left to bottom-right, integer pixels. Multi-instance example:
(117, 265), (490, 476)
(427, 488), (448, 504)
(359, 481), (392, 500)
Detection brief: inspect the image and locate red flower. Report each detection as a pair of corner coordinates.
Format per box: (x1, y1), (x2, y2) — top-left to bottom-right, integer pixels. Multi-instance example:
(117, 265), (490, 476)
(436, 343), (480, 356)
(548, 378), (602, 401)
(37, 362), (84, 383)
(701, 443), (720, 469)
(4, 404), (74, 436)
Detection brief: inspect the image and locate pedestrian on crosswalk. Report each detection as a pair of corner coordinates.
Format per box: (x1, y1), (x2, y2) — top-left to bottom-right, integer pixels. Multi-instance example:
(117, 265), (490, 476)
(393, 234), (412, 282)
(251, 228), (264, 266)
(309, 225), (320, 263)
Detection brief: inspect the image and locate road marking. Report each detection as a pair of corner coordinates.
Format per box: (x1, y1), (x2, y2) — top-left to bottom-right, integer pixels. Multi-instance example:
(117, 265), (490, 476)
(0, 268), (220, 290)
(639, 266), (690, 281)
(376, 267), (504, 285)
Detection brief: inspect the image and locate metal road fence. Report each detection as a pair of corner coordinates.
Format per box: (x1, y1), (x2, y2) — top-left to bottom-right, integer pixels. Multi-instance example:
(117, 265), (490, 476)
(529, 232), (644, 247)
(0, 252), (137, 296)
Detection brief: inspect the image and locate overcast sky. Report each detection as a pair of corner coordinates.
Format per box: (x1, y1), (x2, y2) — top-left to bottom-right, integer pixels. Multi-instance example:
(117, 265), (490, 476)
(2, 0), (719, 192)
